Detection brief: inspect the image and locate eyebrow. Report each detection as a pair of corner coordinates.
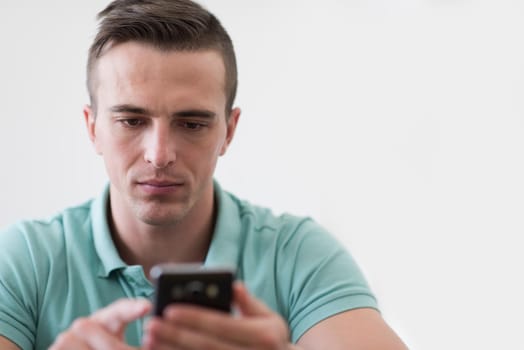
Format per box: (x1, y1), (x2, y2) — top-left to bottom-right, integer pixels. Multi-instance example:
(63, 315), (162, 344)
(109, 104), (216, 119)
(174, 110), (216, 119)
(109, 104), (149, 115)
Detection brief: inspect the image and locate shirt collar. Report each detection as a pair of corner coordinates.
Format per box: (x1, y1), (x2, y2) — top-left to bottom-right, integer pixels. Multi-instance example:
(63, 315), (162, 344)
(91, 181), (243, 278)
(91, 184), (126, 278)
(204, 180), (243, 270)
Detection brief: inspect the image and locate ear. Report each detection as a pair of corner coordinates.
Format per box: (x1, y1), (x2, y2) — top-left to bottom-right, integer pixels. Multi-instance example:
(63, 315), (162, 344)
(83, 104), (102, 155)
(220, 107), (241, 156)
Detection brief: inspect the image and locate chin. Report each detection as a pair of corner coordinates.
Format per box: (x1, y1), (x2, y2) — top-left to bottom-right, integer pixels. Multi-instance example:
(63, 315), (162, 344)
(141, 216), (182, 227)
(135, 204), (189, 227)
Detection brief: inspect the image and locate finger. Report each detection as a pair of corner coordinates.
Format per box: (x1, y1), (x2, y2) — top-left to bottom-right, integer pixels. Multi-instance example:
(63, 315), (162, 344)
(231, 283), (292, 346)
(72, 318), (137, 350)
(161, 305), (265, 346)
(91, 298), (152, 334)
(157, 284), (290, 347)
(233, 281), (272, 317)
(145, 316), (242, 350)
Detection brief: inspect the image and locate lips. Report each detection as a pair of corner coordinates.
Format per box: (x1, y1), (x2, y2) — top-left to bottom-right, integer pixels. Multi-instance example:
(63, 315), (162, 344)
(136, 179), (184, 195)
(138, 180), (180, 187)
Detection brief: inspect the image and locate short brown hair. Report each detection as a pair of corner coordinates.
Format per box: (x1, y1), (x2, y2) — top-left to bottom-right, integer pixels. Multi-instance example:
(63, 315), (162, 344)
(87, 0), (238, 113)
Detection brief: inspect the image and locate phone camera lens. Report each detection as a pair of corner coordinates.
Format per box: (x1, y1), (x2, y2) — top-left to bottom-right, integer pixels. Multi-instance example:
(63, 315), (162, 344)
(185, 281), (205, 298)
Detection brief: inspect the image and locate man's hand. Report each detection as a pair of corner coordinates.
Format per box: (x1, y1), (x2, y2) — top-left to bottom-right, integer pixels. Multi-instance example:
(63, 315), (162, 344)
(143, 282), (297, 350)
(49, 299), (151, 350)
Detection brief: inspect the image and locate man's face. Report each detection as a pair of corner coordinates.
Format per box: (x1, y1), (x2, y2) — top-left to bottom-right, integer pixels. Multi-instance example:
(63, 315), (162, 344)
(85, 42), (239, 226)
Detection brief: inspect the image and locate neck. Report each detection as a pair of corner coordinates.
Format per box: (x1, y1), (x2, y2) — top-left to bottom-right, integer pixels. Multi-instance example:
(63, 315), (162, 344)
(107, 183), (217, 277)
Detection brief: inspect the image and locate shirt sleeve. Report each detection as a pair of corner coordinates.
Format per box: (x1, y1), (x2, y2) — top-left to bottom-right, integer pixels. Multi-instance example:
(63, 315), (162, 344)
(0, 223), (40, 350)
(276, 217), (378, 343)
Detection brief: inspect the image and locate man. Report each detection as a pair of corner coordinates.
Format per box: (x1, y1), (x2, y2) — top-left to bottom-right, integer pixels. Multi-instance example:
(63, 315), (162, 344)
(0, 0), (407, 349)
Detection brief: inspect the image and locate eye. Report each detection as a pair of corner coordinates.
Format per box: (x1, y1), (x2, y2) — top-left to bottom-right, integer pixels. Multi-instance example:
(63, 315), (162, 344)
(119, 118), (145, 128)
(180, 121), (206, 131)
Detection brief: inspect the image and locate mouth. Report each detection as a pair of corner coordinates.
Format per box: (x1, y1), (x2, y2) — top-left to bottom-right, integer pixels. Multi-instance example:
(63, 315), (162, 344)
(135, 179), (184, 195)
(138, 180), (181, 187)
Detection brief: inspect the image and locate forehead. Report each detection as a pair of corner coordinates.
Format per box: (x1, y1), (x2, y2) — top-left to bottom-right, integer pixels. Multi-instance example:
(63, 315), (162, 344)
(92, 42), (227, 109)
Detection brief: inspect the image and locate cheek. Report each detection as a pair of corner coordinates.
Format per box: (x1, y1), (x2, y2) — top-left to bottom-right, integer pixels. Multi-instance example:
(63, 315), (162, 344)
(102, 139), (139, 177)
(183, 137), (223, 173)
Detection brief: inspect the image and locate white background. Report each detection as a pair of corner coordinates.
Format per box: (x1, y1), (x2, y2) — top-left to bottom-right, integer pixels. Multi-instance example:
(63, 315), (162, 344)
(1, 1), (523, 349)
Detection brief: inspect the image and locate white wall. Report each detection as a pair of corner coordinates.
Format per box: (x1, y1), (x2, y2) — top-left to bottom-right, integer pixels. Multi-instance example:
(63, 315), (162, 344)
(1, 1), (523, 349)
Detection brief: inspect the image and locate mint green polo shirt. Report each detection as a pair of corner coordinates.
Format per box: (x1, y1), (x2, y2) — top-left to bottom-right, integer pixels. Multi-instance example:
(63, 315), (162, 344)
(0, 182), (377, 349)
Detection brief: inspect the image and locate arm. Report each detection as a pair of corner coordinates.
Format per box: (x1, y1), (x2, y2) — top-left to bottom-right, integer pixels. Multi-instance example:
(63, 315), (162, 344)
(297, 308), (408, 350)
(0, 336), (20, 350)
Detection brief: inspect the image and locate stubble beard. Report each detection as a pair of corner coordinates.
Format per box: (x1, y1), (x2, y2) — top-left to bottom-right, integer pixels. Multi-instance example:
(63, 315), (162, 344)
(130, 191), (194, 227)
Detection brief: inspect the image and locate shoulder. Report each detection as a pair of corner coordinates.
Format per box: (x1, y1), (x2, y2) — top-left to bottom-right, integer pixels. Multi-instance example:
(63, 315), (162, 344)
(0, 199), (95, 271)
(226, 190), (338, 251)
(0, 200), (96, 349)
(226, 190), (318, 233)
(0, 198), (96, 308)
(221, 188), (352, 277)
(1, 199), (93, 244)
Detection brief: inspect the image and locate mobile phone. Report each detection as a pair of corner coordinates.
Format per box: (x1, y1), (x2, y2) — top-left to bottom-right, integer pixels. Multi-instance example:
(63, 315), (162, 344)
(150, 264), (235, 316)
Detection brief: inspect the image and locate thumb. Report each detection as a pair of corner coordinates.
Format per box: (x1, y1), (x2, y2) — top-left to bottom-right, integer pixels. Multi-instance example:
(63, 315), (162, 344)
(91, 298), (152, 336)
(233, 281), (272, 317)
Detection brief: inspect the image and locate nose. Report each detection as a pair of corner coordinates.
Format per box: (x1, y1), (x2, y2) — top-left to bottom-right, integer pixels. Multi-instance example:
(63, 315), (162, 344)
(144, 122), (176, 169)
